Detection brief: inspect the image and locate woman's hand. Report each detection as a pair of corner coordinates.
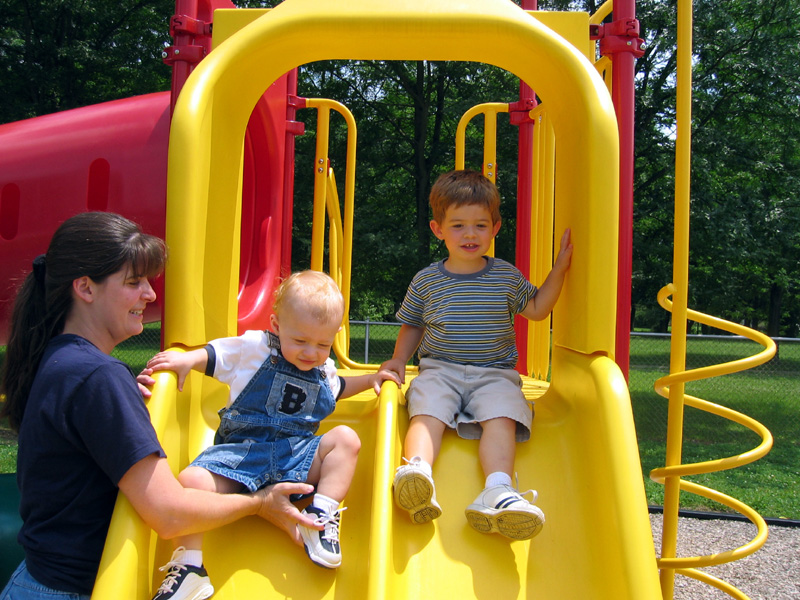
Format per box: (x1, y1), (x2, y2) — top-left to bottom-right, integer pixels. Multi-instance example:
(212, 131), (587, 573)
(255, 482), (322, 546)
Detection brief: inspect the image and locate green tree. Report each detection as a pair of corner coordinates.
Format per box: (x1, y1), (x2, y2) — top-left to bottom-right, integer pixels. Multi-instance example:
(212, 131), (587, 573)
(0, 0), (173, 124)
(632, 0), (800, 335)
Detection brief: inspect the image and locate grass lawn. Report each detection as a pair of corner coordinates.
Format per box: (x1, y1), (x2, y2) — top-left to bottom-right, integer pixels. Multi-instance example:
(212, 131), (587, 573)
(629, 335), (800, 520)
(1, 326), (798, 520)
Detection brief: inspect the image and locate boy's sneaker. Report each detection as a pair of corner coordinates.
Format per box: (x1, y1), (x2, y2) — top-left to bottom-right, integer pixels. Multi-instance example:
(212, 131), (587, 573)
(298, 505), (345, 569)
(152, 547), (214, 600)
(465, 484), (545, 541)
(392, 456), (442, 524)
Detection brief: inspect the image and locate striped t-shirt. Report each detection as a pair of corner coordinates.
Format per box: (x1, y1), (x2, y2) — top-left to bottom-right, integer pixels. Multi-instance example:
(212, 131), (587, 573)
(396, 257), (537, 368)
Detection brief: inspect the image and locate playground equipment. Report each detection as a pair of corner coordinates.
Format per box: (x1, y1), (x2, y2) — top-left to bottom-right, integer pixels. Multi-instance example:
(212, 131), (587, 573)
(0, 0), (774, 598)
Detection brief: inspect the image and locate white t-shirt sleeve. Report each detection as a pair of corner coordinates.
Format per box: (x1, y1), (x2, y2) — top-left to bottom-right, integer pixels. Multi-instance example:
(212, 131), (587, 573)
(322, 357), (342, 399)
(207, 330), (271, 403)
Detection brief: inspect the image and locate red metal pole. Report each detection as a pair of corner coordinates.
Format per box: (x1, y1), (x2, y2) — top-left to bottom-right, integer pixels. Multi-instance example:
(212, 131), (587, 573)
(599, 0), (644, 380)
(513, 0), (538, 375)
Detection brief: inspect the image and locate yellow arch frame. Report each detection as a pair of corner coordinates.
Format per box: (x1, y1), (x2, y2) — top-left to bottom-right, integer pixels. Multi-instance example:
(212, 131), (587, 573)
(162, 0), (619, 361)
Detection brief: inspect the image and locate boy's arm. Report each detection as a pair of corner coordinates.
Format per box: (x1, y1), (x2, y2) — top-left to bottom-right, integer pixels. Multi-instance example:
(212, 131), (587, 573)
(146, 348), (209, 392)
(338, 367), (402, 399)
(379, 323), (425, 383)
(520, 228), (573, 322)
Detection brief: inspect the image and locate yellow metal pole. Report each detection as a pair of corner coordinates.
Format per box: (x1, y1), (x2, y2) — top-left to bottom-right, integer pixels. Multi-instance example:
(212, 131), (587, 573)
(454, 102), (508, 257)
(310, 105), (331, 272)
(660, 0), (694, 596)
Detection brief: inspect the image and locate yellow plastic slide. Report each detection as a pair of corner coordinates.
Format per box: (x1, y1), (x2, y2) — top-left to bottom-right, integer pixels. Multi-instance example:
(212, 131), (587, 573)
(95, 353), (660, 599)
(92, 1), (662, 597)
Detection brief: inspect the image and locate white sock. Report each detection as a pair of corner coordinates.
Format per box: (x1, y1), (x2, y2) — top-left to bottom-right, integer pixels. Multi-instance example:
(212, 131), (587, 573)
(409, 456), (433, 477)
(312, 493), (340, 515)
(173, 548), (204, 568)
(486, 471), (512, 488)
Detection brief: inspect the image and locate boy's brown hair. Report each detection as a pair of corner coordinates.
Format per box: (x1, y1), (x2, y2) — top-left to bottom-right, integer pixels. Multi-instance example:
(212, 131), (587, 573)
(429, 169), (501, 224)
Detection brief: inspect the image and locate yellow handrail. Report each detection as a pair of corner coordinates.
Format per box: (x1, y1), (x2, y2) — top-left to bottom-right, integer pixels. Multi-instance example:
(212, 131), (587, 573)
(302, 98), (358, 365)
(454, 102), (509, 259)
(652, 292), (774, 598)
(589, 0), (613, 25)
(454, 102), (508, 183)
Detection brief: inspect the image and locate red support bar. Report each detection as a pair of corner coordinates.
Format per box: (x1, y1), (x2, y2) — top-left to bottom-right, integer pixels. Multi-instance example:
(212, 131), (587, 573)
(599, 1), (644, 380)
(169, 14), (212, 37)
(513, 0), (538, 375)
(162, 44), (206, 67)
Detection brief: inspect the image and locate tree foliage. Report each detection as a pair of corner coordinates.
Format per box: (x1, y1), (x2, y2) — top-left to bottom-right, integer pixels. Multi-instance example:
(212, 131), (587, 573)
(0, 0), (173, 124)
(1, 0), (798, 333)
(634, 0), (800, 335)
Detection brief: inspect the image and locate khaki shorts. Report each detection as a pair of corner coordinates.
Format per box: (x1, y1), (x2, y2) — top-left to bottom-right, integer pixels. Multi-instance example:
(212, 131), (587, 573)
(406, 357), (533, 442)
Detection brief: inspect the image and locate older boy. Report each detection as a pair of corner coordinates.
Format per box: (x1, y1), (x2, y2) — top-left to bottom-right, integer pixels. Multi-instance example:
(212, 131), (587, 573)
(381, 170), (572, 540)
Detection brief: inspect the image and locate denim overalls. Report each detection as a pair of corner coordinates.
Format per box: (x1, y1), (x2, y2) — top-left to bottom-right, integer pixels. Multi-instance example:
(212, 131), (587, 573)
(191, 334), (337, 492)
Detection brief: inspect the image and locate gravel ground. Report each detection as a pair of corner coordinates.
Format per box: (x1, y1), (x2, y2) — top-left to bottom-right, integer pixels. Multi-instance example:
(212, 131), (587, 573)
(650, 514), (800, 599)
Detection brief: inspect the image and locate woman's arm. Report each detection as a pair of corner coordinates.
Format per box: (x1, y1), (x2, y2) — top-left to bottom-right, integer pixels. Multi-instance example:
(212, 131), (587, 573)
(118, 454), (320, 545)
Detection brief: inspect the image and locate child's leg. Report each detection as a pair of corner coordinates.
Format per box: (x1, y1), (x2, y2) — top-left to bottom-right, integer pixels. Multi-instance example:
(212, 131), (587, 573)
(478, 416), (517, 481)
(393, 415), (446, 524)
(465, 417), (544, 541)
(305, 425), (361, 503)
(173, 467), (244, 551)
(152, 468), (242, 600)
(404, 414), (447, 466)
(298, 425), (360, 570)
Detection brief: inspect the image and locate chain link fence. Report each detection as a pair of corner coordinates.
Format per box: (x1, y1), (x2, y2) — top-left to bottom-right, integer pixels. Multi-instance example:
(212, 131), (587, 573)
(6, 322), (796, 518)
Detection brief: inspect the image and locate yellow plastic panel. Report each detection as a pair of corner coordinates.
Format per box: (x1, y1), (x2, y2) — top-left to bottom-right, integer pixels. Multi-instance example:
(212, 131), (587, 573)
(531, 11), (595, 62)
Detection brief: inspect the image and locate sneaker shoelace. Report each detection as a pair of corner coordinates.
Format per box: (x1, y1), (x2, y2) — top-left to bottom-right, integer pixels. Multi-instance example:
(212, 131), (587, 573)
(156, 561), (187, 593)
(314, 507), (347, 543)
(509, 473), (539, 504)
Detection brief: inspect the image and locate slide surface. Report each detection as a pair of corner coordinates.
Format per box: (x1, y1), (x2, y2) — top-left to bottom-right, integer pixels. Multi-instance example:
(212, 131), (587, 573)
(93, 353), (661, 600)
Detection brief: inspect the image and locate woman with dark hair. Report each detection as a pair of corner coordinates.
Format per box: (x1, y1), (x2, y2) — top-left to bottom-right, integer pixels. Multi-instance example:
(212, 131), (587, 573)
(0, 212), (317, 600)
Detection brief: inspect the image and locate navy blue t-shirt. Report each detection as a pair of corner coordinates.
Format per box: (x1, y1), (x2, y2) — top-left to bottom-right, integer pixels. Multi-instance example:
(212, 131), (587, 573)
(16, 334), (165, 594)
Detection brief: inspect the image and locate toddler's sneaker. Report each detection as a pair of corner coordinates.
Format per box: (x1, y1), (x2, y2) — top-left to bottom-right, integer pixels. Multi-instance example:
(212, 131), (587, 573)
(299, 505), (345, 568)
(152, 547), (214, 600)
(392, 456), (442, 524)
(465, 484), (545, 540)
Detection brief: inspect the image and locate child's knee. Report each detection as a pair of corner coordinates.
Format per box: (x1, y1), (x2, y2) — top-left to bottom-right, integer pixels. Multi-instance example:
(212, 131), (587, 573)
(328, 425), (361, 455)
(178, 466), (216, 491)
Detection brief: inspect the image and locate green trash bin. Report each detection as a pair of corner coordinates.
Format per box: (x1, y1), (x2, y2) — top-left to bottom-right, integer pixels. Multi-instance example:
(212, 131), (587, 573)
(0, 473), (23, 588)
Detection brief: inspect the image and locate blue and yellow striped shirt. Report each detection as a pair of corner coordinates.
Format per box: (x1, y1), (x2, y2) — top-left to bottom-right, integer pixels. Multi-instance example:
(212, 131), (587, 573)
(396, 257), (537, 368)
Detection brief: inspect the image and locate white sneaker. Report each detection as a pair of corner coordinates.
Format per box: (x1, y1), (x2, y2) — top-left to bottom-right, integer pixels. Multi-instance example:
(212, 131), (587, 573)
(298, 505), (345, 568)
(465, 484), (545, 540)
(392, 456), (442, 524)
(152, 547), (214, 600)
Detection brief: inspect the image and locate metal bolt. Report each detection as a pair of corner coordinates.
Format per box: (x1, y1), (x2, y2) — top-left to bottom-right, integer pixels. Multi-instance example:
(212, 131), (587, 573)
(174, 48), (180, 55)
(161, 51), (168, 58)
